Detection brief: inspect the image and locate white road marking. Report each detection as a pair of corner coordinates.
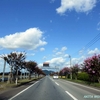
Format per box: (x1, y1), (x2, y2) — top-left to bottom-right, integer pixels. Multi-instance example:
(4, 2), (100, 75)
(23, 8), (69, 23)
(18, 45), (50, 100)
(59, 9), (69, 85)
(55, 82), (59, 86)
(9, 81), (39, 100)
(49, 77), (54, 82)
(65, 91), (78, 100)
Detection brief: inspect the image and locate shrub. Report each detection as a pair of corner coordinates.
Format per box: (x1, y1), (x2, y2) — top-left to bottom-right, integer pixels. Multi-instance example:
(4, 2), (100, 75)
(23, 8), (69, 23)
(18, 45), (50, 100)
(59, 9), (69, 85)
(77, 72), (89, 81)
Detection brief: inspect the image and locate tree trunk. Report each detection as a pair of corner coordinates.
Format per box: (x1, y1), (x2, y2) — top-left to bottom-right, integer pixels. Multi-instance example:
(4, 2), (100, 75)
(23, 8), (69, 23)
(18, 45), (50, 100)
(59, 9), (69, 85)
(70, 73), (72, 79)
(75, 77), (77, 80)
(29, 72), (31, 80)
(75, 73), (78, 80)
(15, 69), (18, 85)
(7, 67), (13, 83)
(98, 77), (100, 83)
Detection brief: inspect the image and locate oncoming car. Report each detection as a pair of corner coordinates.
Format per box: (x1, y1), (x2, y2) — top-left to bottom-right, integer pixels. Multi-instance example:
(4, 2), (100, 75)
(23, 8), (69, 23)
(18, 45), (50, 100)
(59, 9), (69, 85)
(53, 74), (59, 79)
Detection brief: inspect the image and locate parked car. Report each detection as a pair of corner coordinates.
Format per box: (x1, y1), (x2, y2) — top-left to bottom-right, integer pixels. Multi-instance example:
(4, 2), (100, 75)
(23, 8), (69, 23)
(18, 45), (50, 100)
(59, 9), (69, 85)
(53, 74), (59, 79)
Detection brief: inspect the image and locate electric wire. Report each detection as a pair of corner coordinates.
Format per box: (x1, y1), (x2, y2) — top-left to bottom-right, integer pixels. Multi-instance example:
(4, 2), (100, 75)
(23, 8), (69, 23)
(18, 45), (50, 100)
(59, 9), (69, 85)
(71, 33), (100, 65)
(84, 32), (100, 49)
(72, 32), (100, 56)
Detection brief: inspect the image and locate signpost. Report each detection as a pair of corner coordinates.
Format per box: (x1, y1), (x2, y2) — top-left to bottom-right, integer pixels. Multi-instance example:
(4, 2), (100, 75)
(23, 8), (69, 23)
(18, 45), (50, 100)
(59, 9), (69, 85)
(43, 62), (49, 67)
(41, 62), (59, 72)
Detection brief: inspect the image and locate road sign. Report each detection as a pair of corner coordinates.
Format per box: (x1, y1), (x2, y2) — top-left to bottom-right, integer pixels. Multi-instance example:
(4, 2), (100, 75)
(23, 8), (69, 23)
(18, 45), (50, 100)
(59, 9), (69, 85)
(43, 62), (49, 67)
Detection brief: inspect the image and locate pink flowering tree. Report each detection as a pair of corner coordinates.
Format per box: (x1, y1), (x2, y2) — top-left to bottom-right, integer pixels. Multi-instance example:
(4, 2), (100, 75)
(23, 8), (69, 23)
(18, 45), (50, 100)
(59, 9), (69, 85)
(59, 67), (71, 78)
(71, 64), (79, 80)
(83, 54), (100, 83)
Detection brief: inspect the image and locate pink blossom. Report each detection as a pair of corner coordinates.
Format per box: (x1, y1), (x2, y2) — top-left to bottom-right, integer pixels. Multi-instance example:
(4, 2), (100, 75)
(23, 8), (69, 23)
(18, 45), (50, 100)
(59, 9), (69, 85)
(88, 68), (92, 72)
(86, 66), (88, 68)
(92, 71), (95, 73)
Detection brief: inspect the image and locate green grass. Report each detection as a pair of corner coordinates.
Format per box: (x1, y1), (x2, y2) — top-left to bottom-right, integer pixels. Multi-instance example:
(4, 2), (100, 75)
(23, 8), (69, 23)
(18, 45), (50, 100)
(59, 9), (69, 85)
(0, 75), (8, 79)
(61, 78), (100, 88)
(0, 77), (42, 91)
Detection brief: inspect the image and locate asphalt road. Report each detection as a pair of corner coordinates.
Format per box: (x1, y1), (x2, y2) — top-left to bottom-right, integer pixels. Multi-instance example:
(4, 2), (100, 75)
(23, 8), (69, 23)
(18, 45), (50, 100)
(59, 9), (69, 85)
(7, 76), (100, 100)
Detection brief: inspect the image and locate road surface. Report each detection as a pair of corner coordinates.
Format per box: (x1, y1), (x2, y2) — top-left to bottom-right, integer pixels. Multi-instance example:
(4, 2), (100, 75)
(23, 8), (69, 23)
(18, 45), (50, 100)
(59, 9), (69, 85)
(8, 76), (100, 100)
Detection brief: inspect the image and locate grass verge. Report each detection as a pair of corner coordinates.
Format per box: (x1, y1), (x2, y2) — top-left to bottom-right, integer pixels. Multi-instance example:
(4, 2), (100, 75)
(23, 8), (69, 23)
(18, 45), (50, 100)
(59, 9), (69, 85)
(0, 77), (42, 92)
(60, 78), (100, 89)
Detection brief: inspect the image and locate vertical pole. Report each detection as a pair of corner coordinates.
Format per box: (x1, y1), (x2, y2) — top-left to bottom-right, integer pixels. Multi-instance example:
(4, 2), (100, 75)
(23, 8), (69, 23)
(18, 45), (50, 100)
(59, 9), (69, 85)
(2, 60), (6, 82)
(55, 66), (56, 72)
(69, 55), (72, 79)
(24, 69), (25, 78)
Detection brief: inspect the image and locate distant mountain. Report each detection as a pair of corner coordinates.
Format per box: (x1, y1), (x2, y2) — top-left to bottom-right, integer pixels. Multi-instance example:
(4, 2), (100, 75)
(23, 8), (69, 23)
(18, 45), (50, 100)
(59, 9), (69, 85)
(42, 70), (55, 75)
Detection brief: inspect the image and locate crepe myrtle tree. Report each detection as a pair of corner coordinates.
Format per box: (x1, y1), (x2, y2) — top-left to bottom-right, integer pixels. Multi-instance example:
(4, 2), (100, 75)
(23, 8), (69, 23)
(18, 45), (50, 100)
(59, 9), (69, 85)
(71, 64), (79, 80)
(1, 51), (26, 84)
(35, 67), (44, 78)
(59, 70), (63, 78)
(83, 54), (100, 83)
(60, 67), (71, 78)
(25, 61), (37, 79)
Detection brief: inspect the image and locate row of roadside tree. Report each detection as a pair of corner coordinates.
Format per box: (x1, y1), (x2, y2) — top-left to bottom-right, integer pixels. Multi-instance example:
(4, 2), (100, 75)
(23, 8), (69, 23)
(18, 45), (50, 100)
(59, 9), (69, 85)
(0, 51), (45, 84)
(59, 54), (100, 83)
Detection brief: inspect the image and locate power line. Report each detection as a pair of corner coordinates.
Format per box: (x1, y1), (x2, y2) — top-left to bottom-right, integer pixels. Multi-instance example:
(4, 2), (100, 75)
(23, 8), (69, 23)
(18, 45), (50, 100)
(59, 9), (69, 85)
(85, 32), (100, 49)
(71, 32), (100, 56)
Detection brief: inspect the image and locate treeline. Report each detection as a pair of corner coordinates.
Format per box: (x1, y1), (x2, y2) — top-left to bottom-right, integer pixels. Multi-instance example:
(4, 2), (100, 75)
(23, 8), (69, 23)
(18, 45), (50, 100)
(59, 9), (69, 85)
(59, 54), (100, 83)
(0, 51), (45, 84)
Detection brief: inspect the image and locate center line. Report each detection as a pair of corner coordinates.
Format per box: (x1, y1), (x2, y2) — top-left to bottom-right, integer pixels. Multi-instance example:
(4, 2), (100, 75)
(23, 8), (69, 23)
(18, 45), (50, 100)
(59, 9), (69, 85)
(65, 91), (78, 100)
(55, 82), (59, 86)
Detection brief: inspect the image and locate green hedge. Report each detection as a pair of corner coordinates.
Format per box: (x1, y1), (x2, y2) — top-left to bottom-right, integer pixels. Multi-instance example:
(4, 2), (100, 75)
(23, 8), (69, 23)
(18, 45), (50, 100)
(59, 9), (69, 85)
(77, 72), (89, 81)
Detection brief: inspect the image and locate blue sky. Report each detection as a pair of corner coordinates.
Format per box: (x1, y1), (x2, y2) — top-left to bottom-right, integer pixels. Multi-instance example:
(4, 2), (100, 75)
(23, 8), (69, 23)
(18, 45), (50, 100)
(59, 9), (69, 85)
(0, 0), (100, 72)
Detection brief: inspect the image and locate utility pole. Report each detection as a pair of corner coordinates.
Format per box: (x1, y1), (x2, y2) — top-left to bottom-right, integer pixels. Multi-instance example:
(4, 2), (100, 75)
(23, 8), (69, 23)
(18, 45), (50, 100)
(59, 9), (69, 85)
(2, 59), (6, 82)
(69, 55), (72, 79)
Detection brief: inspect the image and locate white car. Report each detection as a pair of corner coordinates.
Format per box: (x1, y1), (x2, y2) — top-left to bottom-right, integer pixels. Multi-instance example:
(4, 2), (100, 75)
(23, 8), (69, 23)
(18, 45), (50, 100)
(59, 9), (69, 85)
(53, 74), (59, 79)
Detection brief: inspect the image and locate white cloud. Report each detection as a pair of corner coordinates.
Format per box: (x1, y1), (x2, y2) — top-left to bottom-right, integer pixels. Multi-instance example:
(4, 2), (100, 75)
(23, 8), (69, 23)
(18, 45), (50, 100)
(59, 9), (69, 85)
(47, 57), (66, 67)
(79, 47), (85, 55)
(40, 48), (45, 51)
(97, 22), (100, 30)
(64, 54), (69, 57)
(55, 52), (63, 56)
(39, 47), (100, 71)
(50, 20), (53, 23)
(38, 63), (43, 68)
(53, 48), (59, 52)
(0, 28), (47, 50)
(61, 46), (67, 51)
(87, 48), (100, 55)
(73, 48), (100, 65)
(53, 46), (68, 58)
(43, 56), (47, 60)
(71, 56), (85, 65)
(56, 0), (97, 14)
(27, 53), (35, 56)
(50, 0), (56, 3)
(48, 48), (100, 69)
